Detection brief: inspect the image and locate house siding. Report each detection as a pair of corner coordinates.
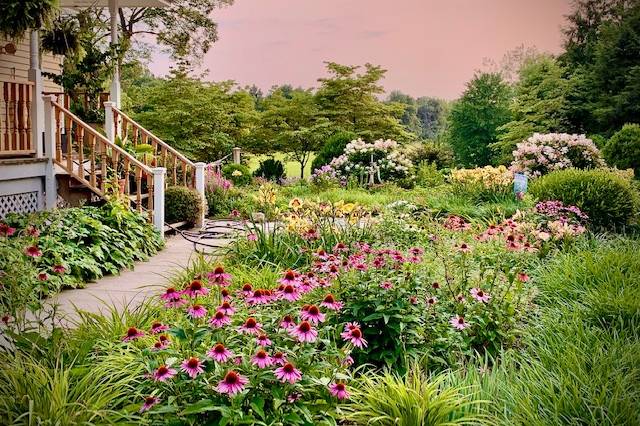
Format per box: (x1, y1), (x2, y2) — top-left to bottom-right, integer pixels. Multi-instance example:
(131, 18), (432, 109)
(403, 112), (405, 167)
(1, 34), (62, 92)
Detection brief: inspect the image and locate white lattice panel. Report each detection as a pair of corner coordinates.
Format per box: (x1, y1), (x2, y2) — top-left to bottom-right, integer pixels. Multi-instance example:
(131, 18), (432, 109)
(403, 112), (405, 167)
(0, 191), (39, 218)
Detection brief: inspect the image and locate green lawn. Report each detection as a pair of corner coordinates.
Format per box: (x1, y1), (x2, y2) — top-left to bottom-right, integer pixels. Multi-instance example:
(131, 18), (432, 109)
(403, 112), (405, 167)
(245, 152), (316, 179)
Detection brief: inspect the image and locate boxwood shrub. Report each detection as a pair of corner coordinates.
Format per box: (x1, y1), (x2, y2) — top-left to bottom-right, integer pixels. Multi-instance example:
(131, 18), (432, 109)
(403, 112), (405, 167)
(164, 186), (203, 225)
(222, 163), (252, 186)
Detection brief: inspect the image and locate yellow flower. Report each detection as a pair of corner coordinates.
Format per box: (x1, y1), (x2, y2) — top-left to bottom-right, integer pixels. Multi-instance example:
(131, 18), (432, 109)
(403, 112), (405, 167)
(288, 198), (303, 211)
(232, 170), (243, 177)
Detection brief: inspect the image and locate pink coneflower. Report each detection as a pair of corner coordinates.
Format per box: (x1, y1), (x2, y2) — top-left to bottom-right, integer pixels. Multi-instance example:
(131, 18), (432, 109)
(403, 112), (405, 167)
(320, 294), (344, 311)
(161, 287), (183, 301)
(272, 351), (287, 366)
(274, 362), (302, 384)
(208, 266), (232, 286)
(180, 357), (205, 379)
(287, 392), (302, 403)
(409, 296), (418, 304)
(217, 370), (248, 396)
(251, 349), (273, 368)
(427, 296), (438, 306)
(409, 247), (424, 256)
(256, 333), (272, 347)
(280, 284), (301, 301)
(372, 256), (386, 268)
(152, 365), (177, 382)
(231, 209), (240, 217)
(24, 245), (42, 257)
(380, 281), (393, 290)
(290, 320), (318, 343)
(220, 288), (231, 301)
(37, 272), (48, 281)
(456, 293), (466, 303)
(246, 289), (270, 305)
(329, 382), (350, 400)
(184, 280), (209, 298)
(140, 396), (159, 413)
(333, 242), (348, 253)
(209, 310), (231, 328)
(207, 343), (233, 362)
(240, 283), (253, 297)
(25, 225), (39, 237)
(187, 304), (207, 319)
(238, 317), (262, 334)
(279, 269), (299, 286)
(517, 272), (530, 282)
(303, 227), (318, 241)
(52, 264), (65, 274)
(341, 355), (354, 367)
(218, 301), (235, 315)
(150, 321), (169, 334)
(122, 326), (144, 342)
(341, 326), (367, 348)
(458, 243), (471, 253)
(450, 315), (469, 330)
(151, 336), (170, 351)
(432, 282), (440, 289)
(470, 288), (491, 303)
(280, 315), (295, 329)
(247, 232), (258, 241)
(300, 305), (325, 324)
(1, 314), (12, 326)
(0, 223), (15, 237)
(327, 264), (340, 277)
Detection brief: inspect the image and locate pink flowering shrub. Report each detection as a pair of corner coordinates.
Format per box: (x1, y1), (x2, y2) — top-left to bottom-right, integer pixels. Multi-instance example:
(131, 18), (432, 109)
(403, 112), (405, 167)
(510, 132), (605, 177)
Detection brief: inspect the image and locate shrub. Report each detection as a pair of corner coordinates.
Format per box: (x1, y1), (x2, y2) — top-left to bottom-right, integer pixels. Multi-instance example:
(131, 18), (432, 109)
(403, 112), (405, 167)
(222, 163), (252, 186)
(404, 141), (454, 169)
(164, 186), (203, 225)
(415, 161), (446, 187)
(450, 165), (513, 201)
(511, 133), (605, 177)
(311, 130), (357, 172)
(603, 124), (640, 178)
(253, 158), (285, 182)
(531, 168), (639, 229)
(310, 164), (343, 190)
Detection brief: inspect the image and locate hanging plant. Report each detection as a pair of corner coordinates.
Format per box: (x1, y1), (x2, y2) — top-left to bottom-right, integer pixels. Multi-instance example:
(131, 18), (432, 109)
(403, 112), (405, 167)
(41, 18), (81, 56)
(0, 0), (58, 40)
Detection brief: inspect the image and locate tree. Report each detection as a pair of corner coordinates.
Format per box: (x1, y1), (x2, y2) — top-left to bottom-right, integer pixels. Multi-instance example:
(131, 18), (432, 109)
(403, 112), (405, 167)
(492, 55), (572, 163)
(315, 63), (412, 142)
(252, 88), (333, 178)
(385, 92), (447, 139)
(602, 123), (640, 177)
(0, 0), (57, 39)
(447, 72), (512, 167)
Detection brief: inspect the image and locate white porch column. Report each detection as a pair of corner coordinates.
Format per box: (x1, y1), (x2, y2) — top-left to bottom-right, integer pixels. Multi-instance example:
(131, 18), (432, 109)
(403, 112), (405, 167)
(232, 147), (242, 164)
(194, 162), (206, 228)
(109, 0), (121, 108)
(42, 95), (57, 209)
(28, 30), (45, 158)
(152, 167), (166, 237)
(104, 101), (116, 142)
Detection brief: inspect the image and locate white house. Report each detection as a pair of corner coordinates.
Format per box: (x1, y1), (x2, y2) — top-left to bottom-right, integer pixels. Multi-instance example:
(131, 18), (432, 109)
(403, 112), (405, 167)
(0, 0), (206, 236)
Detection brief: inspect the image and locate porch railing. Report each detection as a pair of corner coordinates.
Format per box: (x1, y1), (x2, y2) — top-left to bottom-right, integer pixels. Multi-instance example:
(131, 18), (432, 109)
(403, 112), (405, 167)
(1, 80), (34, 157)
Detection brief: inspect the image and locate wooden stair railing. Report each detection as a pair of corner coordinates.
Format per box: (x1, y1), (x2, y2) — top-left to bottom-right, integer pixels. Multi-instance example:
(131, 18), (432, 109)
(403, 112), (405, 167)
(1, 80), (34, 157)
(50, 100), (157, 223)
(108, 105), (196, 190)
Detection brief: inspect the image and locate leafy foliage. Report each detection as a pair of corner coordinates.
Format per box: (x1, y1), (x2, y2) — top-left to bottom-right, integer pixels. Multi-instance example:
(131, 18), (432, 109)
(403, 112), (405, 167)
(222, 163), (252, 186)
(164, 186), (203, 225)
(253, 158), (285, 182)
(311, 131), (358, 172)
(0, 0), (57, 39)
(603, 123), (640, 177)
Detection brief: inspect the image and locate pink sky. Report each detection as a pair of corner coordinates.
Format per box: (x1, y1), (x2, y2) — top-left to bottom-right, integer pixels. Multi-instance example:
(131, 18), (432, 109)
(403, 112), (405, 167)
(152, 0), (572, 99)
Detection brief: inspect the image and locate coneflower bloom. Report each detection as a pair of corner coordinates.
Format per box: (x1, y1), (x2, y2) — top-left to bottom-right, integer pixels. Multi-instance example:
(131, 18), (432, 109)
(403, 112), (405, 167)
(372, 256), (386, 268)
(280, 284), (301, 302)
(150, 321), (169, 334)
(272, 351), (287, 366)
(251, 349), (273, 368)
(238, 317), (262, 334)
(329, 382), (350, 400)
(256, 333), (272, 347)
(151, 337), (170, 351)
(209, 310), (231, 328)
(187, 304), (207, 319)
(220, 288), (231, 301)
(320, 294), (343, 311)
(426, 296), (438, 306)
(24, 245), (42, 257)
(122, 326), (145, 342)
(287, 392), (302, 403)
(207, 343), (233, 362)
(217, 370), (248, 396)
(343, 322), (360, 333)
(409, 247), (424, 256)
(279, 315), (295, 329)
(341, 355), (354, 366)
(517, 272), (530, 282)
(470, 288), (491, 303)
(300, 305), (325, 324)
(341, 326), (367, 348)
(25, 225), (39, 237)
(240, 283), (253, 297)
(180, 357), (205, 379)
(184, 280), (209, 298)
(37, 272), (48, 281)
(208, 266), (232, 286)
(0, 223), (15, 237)
(161, 287), (182, 301)
(333, 242), (348, 253)
(140, 396), (159, 413)
(274, 362), (302, 384)
(450, 315), (469, 330)
(380, 281), (393, 290)
(218, 301), (235, 315)
(278, 269), (299, 286)
(458, 243), (471, 253)
(52, 264), (66, 274)
(246, 289), (270, 305)
(1, 314), (13, 326)
(456, 293), (466, 303)
(152, 365), (177, 382)
(290, 320), (317, 343)
(247, 232), (258, 241)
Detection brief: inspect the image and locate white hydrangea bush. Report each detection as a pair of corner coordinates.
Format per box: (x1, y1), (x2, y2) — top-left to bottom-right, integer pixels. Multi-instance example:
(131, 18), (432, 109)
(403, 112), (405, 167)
(510, 133), (605, 177)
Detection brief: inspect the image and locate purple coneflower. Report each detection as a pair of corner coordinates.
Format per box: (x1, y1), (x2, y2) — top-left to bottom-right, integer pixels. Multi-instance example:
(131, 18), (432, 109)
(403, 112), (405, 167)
(240, 283), (253, 297)
(52, 264), (66, 274)
(220, 288), (231, 301)
(279, 315), (295, 329)
(187, 304), (207, 319)
(217, 370), (248, 396)
(152, 365), (177, 382)
(290, 320), (318, 343)
(280, 284), (301, 302)
(161, 287), (182, 301)
(37, 273), (48, 281)
(151, 336), (170, 351)
(278, 269), (299, 286)
(300, 305), (325, 324)
(25, 245), (42, 257)
(272, 351), (287, 366)
(247, 232), (258, 241)
(26, 225), (39, 237)
(274, 362), (302, 384)
(122, 326), (144, 342)
(140, 396), (159, 413)
(409, 247), (424, 256)
(184, 280), (209, 298)
(0, 223), (16, 237)
(470, 288), (491, 303)
(450, 315), (469, 330)
(150, 321), (169, 334)
(427, 296), (438, 306)
(341, 355), (354, 366)
(218, 301), (235, 315)
(180, 357), (205, 378)
(333, 242), (348, 253)
(256, 333), (272, 347)
(320, 294), (343, 311)
(380, 281), (393, 290)
(341, 326), (367, 348)
(208, 266), (232, 287)
(209, 310), (231, 328)
(458, 243), (471, 253)
(238, 317), (262, 334)
(207, 343), (233, 362)
(517, 272), (530, 282)
(251, 349), (273, 368)
(329, 382), (350, 400)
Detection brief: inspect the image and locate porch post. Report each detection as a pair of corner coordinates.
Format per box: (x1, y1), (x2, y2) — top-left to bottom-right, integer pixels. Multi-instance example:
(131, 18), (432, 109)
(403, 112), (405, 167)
(43, 95), (57, 209)
(104, 101), (116, 142)
(194, 162), (206, 228)
(232, 147), (242, 164)
(28, 30), (45, 158)
(109, 0), (121, 108)
(152, 167), (166, 237)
